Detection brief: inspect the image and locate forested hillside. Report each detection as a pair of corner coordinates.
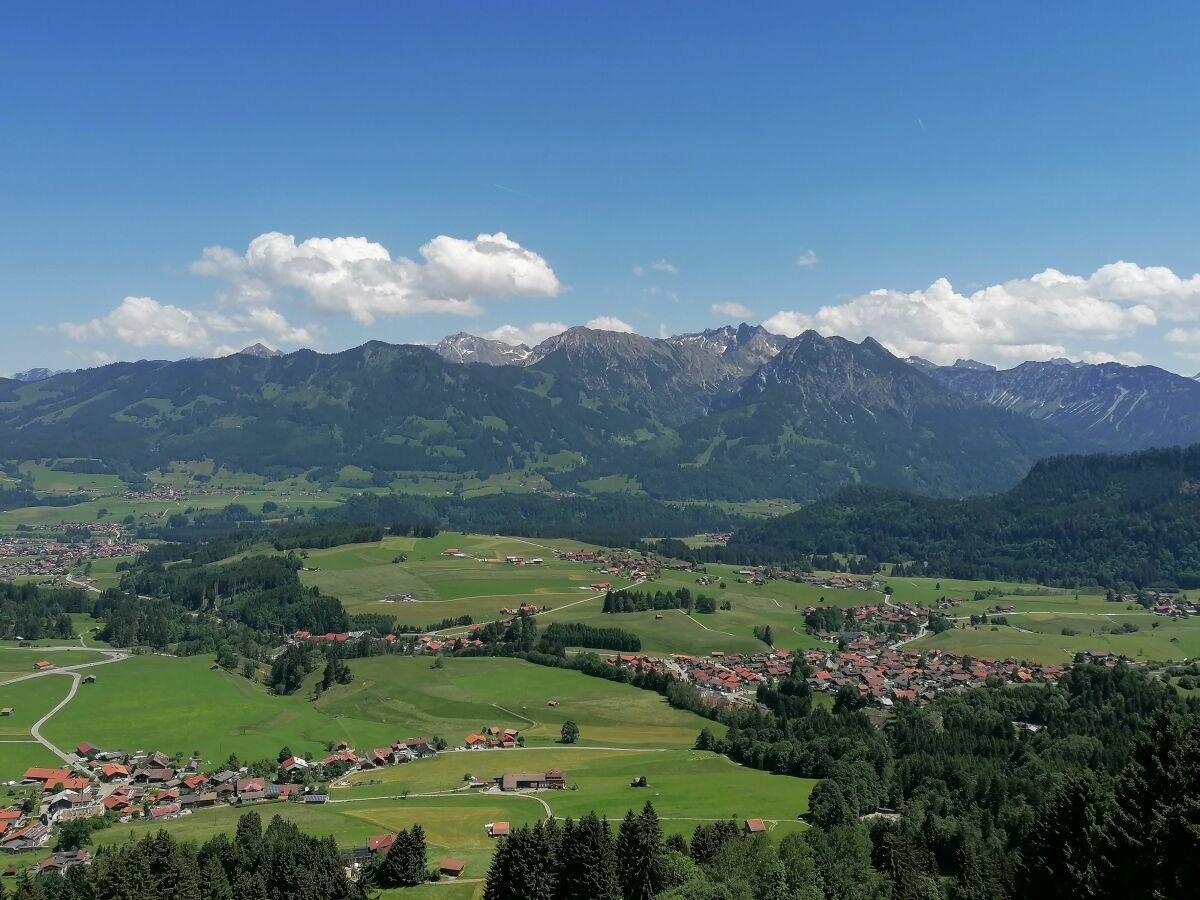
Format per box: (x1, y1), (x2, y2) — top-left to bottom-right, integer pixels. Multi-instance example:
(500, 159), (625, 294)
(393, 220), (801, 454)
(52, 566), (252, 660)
(729, 444), (1200, 588)
(0, 330), (1136, 502)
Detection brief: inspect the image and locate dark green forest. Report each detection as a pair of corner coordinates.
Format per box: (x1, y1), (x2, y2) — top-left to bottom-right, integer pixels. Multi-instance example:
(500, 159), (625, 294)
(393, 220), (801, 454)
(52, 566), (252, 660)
(724, 444), (1200, 589)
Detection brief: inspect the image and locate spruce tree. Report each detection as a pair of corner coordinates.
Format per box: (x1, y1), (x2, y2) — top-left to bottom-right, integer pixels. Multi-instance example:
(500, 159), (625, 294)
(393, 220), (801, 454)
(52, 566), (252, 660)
(556, 813), (619, 900)
(403, 824), (428, 885)
(11, 874), (45, 900)
(483, 828), (527, 900)
(230, 869), (268, 900)
(615, 803), (664, 900)
(1016, 769), (1113, 899)
(376, 829), (408, 887)
(1107, 707), (1200, 899)
(201, 856), (234, 900)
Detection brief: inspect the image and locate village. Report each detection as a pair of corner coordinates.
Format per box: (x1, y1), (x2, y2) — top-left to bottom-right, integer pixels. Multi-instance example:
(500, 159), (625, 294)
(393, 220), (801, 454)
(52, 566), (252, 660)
(0, 732), (588, 882)
(0, 533), (146, 583)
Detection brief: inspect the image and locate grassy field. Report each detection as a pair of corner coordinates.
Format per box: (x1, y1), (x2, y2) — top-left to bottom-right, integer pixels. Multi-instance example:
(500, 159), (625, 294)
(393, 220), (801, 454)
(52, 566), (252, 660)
(298, 534), (620, 620)
(297, 538), (1117, 661)
(0, 674), (72, 737)
(909, 614), (1200, 665)
(39, 655), (401, 769)
(314, 656), (714, 750)
(0, 647), (109, 679)
(30, 652), (717, 781)
(340, 747), (815, 824)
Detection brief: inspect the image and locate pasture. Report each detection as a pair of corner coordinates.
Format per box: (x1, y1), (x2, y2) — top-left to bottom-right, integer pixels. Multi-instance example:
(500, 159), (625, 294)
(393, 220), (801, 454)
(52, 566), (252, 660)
(0, 647), (109, 678)
(315, 655), (714, 750)
(909, 612), (1200, 665)
(297, 534), (619, 620)
(32, 652), (715, 778)
(340, 746), (816, 825)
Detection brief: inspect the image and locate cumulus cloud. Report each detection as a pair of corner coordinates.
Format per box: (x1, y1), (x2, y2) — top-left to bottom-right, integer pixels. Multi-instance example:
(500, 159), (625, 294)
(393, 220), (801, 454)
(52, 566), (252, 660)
(796, 249), (819, 268)
(760, 261), (1198, 365)
(712, 302), (753, 319)
(192, 230), (562, 325)
(483, 321), (569, 347)
(1166, 327), (1200, 344)
(57, 296), (316, 354)
(762, 310), (814, 336)
(586, 316), (635, 333)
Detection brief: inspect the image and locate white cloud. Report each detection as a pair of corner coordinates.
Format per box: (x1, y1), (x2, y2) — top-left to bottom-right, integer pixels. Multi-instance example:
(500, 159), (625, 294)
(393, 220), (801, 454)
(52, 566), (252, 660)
(1166, 327), (1200, 344)
(483, 321), (569, 347)
(586, 316), (635, 333)
(796, 249), (819, 268)
(761, 261), (1197, 365)
(1077, 350), (1145, 365)
(712, 302), (753, 319)
(57, 296), (316, 354)
(192, 230), (562, 325)
(1087, 261), (1200, 320)
(762, 310), (815, 336)
(58, 297), (210, 349)
(634, 259), (679, 276)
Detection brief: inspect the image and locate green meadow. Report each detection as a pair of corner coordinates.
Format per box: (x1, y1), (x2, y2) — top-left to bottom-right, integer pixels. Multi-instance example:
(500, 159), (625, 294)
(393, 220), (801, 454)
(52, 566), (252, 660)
(39, 655), (400, 768)
(340, 746), (815, 824)
(314, 656), (713, 750)
(0, 647), (110, 678)
(909, 613), (1200, 665)
(0, 674), (72, 737)
(24, 653), (716, 781)
(297, 533), (620, 620)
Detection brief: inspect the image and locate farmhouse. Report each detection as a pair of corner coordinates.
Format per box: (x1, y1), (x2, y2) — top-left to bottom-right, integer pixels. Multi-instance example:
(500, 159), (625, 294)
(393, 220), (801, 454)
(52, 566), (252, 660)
(368, 833), (397, 853)
(486, 822), (510, 837)
(498, 770), (566, 792)
(38, 849), (92, 874)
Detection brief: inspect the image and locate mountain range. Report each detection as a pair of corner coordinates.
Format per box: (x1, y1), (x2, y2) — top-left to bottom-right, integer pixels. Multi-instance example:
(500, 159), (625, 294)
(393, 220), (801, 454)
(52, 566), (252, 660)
(2, 325), (1198, 502)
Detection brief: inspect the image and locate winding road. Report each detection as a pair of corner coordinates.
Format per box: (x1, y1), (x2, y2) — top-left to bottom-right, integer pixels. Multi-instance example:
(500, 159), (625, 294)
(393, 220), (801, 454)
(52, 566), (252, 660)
(0, 646), (129, 766)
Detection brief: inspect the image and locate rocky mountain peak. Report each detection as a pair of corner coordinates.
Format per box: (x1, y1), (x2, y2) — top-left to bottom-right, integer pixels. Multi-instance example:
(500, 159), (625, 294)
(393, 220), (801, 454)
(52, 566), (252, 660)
(434, 332), (531, 366)
(236, 343), (284, 359)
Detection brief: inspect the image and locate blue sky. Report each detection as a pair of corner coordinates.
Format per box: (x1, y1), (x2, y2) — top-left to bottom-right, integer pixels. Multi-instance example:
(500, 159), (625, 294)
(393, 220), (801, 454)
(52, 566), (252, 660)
(2, 1), (1199, 373)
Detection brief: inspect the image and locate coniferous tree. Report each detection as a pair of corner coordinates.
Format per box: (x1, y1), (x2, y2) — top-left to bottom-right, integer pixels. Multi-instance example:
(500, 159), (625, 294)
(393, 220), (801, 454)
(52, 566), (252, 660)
(404, 824), (429, 886)
(59, 866), (92, 900)
(10, 874), (45, 900)
(1016, 769), (1114, 899)
(1107, 707), (1200, 899)
(555, 813), (619, 900)
(230, 870), (268, 900)
(616, 803), (665, 900)
(201, 857), (234, 900)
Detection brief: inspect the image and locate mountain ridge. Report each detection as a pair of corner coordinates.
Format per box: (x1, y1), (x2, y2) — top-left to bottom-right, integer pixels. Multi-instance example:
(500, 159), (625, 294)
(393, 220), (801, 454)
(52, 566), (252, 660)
(2, 327), (1197, 503)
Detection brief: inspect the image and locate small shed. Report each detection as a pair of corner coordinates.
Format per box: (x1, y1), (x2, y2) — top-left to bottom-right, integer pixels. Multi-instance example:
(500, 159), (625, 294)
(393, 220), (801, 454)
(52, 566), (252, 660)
(439, 859), (466, 878)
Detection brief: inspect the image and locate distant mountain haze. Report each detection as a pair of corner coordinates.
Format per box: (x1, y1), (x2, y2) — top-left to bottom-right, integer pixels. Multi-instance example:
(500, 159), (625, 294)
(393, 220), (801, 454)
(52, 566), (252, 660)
(2, 325), (1198, 502)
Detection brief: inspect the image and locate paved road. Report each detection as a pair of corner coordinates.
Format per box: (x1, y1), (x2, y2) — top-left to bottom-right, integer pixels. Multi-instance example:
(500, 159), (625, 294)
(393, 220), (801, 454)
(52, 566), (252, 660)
(1, 646), (129, 767)
(0, 648), (128, 686)
(30, 672), (81, 764)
